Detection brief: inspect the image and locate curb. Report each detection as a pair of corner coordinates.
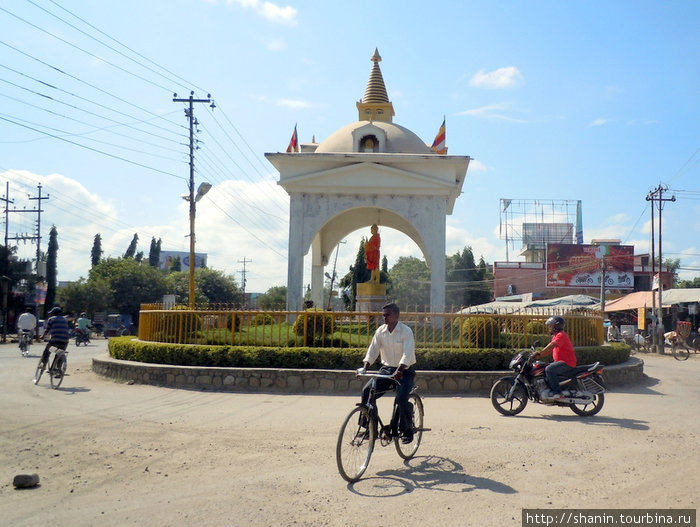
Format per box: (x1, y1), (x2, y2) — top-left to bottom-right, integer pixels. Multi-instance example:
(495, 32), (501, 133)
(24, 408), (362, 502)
(92, 355), (644, 396)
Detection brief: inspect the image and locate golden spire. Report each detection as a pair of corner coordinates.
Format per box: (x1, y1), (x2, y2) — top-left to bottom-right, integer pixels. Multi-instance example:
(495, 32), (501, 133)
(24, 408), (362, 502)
(357, 48), (395, 122)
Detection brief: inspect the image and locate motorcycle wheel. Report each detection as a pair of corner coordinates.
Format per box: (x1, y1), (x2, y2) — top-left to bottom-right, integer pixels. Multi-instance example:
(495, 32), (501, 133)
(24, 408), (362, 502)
(490, 378), (528, 416)
(570, 393), (604, 417)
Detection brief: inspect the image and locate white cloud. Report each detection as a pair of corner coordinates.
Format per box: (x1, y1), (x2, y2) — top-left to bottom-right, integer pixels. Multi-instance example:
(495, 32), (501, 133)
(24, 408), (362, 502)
(227, 0), (298, 26)
(276, 98), (311, 109)
(469, 67), (522, 89)
(457, 103), (526, 123)
(260, 3), (298, 25)
(467, 159), (487, 173)
(590, 118), (609, 127)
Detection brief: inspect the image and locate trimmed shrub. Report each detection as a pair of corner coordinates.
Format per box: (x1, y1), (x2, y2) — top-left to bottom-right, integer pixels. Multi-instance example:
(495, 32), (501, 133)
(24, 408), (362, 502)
(461, 316), (498, 347)
(292, 308), (334, 342)
(252, 313), (274, 326)
(108, 337), (630, 370)
(526, 320), (547, 335)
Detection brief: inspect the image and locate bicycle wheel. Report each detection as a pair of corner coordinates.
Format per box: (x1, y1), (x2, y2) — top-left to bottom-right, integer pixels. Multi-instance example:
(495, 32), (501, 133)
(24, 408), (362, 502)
(336, 406), (375, 482)
(33, 357), (46, 385)
(672, 343), (690, 361)
(395, 394), (424, 460)
(50, 354), (67, 389)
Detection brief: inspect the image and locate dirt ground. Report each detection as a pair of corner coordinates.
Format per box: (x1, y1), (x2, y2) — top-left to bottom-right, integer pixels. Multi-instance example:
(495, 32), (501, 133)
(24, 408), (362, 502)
(1, 338), (698, 527)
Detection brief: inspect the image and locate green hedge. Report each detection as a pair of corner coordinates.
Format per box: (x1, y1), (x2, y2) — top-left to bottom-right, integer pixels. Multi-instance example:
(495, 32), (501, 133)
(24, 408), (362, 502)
(109, 337), (630, 371)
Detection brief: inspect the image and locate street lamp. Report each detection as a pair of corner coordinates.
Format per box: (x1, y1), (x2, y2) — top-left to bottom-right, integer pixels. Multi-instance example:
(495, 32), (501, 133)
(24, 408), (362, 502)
(182, 182), (211, 308)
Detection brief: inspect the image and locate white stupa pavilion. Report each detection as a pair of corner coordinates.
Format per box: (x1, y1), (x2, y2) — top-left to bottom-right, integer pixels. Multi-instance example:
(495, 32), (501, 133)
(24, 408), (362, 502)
(265, 49), (470, 313)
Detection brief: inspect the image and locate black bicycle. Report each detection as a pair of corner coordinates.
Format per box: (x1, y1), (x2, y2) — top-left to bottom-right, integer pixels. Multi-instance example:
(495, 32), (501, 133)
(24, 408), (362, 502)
(33, 344), (68, 389)
(336, 372), (428, 482)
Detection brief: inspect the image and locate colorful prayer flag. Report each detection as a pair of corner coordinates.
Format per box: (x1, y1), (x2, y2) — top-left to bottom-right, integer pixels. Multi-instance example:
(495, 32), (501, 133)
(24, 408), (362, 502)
(286, 124), (299, 153)
(430, 118), (446, 154)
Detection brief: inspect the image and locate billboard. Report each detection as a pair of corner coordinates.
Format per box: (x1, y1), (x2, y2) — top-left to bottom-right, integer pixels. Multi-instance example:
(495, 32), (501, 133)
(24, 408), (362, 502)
(159, 250), (207, 272)
(546, 244), (634, 288)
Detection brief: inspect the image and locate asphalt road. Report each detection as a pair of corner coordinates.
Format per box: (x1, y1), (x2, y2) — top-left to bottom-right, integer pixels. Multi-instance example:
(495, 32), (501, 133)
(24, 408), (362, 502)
(0, 337), (698, 527)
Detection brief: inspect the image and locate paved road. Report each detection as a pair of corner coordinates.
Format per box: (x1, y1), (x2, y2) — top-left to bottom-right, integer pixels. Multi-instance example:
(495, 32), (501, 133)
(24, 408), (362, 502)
(0, 337), (698, 527)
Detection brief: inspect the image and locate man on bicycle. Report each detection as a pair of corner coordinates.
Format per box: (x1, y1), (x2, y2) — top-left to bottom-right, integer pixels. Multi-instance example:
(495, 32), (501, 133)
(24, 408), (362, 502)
(359, 302), (416, 443)
(39, 306), (70, 369)
(17, 307), (37, 342)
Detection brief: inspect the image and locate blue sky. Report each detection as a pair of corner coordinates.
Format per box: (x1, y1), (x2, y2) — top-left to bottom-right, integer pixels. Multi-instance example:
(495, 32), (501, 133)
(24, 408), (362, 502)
(1, 0), (698, 295)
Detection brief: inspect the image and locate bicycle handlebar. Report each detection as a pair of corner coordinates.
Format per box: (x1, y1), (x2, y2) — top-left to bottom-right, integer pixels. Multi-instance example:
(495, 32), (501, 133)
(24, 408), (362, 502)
(355, 370), (398, 383)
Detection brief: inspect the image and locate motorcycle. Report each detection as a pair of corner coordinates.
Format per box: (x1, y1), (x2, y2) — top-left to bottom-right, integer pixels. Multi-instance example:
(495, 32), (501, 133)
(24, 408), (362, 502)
(75, 328), (91, 346)
(490, 343), (606, 417)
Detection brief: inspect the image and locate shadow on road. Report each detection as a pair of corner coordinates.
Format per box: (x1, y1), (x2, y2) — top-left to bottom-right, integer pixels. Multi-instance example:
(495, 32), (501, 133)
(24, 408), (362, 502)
(540, 414), (650, 430)
(348, 455), (516, 497)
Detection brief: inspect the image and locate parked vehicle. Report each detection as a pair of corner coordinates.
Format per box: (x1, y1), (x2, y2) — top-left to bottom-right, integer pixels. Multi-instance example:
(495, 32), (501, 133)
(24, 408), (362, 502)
(103, 314), (127, 337)
(490, 343), (606, 417)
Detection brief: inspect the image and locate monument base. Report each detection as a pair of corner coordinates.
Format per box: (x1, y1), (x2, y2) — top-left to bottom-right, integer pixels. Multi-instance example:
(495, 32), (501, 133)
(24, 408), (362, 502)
(356, 282), (387, 313)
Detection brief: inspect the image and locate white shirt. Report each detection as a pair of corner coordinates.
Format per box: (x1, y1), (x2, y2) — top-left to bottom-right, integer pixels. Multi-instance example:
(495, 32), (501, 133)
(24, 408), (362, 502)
(363, 321), (416, 368)
(17, 312), (37, 331)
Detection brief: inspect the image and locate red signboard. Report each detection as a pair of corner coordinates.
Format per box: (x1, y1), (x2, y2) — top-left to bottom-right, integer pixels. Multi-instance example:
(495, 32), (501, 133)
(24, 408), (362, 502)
(546, 244), (634, 288)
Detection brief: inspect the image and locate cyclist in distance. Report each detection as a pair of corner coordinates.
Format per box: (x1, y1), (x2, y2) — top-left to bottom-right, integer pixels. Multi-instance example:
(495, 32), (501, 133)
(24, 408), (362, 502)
(39, 306), (71, 367)
(533, 315), (577, 401)
(17, 307), (37, 341)
(359, 302), (416, 443)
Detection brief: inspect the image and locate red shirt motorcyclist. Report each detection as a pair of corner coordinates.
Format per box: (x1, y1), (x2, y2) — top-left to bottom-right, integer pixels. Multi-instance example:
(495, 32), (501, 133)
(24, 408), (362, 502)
(533, 316), (577, 401)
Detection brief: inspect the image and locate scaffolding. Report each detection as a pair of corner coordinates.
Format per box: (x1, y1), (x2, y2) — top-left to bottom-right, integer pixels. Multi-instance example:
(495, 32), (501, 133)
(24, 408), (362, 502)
(499, 199), (582, 262)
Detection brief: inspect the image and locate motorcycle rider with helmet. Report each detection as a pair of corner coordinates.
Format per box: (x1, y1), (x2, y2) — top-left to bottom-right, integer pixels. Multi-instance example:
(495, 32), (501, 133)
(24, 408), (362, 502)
(533, 316), (577, 401)
(76, 312), (92, 343)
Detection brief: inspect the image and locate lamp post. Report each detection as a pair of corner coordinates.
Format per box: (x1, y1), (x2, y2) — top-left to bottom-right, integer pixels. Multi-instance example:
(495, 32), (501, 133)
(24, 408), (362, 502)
(173, 91), (213, 308)
(183, 182), (211, 308)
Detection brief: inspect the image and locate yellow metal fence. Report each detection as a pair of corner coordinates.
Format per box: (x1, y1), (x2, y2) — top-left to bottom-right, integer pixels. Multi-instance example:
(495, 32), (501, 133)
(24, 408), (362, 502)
(138, 305), (603, 349)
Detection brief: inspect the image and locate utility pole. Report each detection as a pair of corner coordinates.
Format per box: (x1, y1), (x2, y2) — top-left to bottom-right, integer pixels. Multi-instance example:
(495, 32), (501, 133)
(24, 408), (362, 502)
(1, 183), (47, 341)
(646, 184), (675, 353)
(1, 182), (13, 342)
(173, 91), (213, 308)
(28, 184), (49, 273)
(599, 255), (606, 313)
(238, 258), (251, 295)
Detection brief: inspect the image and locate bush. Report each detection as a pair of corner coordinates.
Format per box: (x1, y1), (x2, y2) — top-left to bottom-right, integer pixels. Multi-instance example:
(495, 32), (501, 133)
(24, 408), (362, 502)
(292, 308), (334, 341)
(108, 338), (631, 370)
(461, 316), (498, 347)
(252, 313), (274, 326)
(526, 320), (547, 334)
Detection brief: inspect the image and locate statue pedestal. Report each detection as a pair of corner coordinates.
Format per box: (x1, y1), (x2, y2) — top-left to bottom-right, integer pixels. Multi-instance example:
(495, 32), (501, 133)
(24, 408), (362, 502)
(356, 282), (387, 313)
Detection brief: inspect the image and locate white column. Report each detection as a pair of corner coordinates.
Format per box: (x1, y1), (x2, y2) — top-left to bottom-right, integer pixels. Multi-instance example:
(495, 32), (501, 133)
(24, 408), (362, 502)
(286, 196), (304, 312)
(429, 197), (447, 314)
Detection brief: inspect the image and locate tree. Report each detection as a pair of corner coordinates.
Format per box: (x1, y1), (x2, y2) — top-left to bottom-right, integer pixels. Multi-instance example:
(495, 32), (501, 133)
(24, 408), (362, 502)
(257, 285), (287, 309)
(148, 237), (162, 268)
(164, 268), (243, 307)
(387, 256), (430, 310)
(338, 238), (370, 310)
(170, 256), (181, 272)
(89, 257), (167, 321)
(445, 247), (492, 308)
(678, 276), (700, 288)
(124, 233), (139, 258)
(91, 234), (103, 268)
(44, 226), (58, 315)
(56, 277), (112, 316)
(663, 257), (681, 286)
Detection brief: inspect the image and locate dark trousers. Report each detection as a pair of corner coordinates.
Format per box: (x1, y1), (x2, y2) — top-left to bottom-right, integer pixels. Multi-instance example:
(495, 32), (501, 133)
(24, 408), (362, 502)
(41, 340), (68, 364)
(545, 361), (575, 394)
(361, 365), (416, 435)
